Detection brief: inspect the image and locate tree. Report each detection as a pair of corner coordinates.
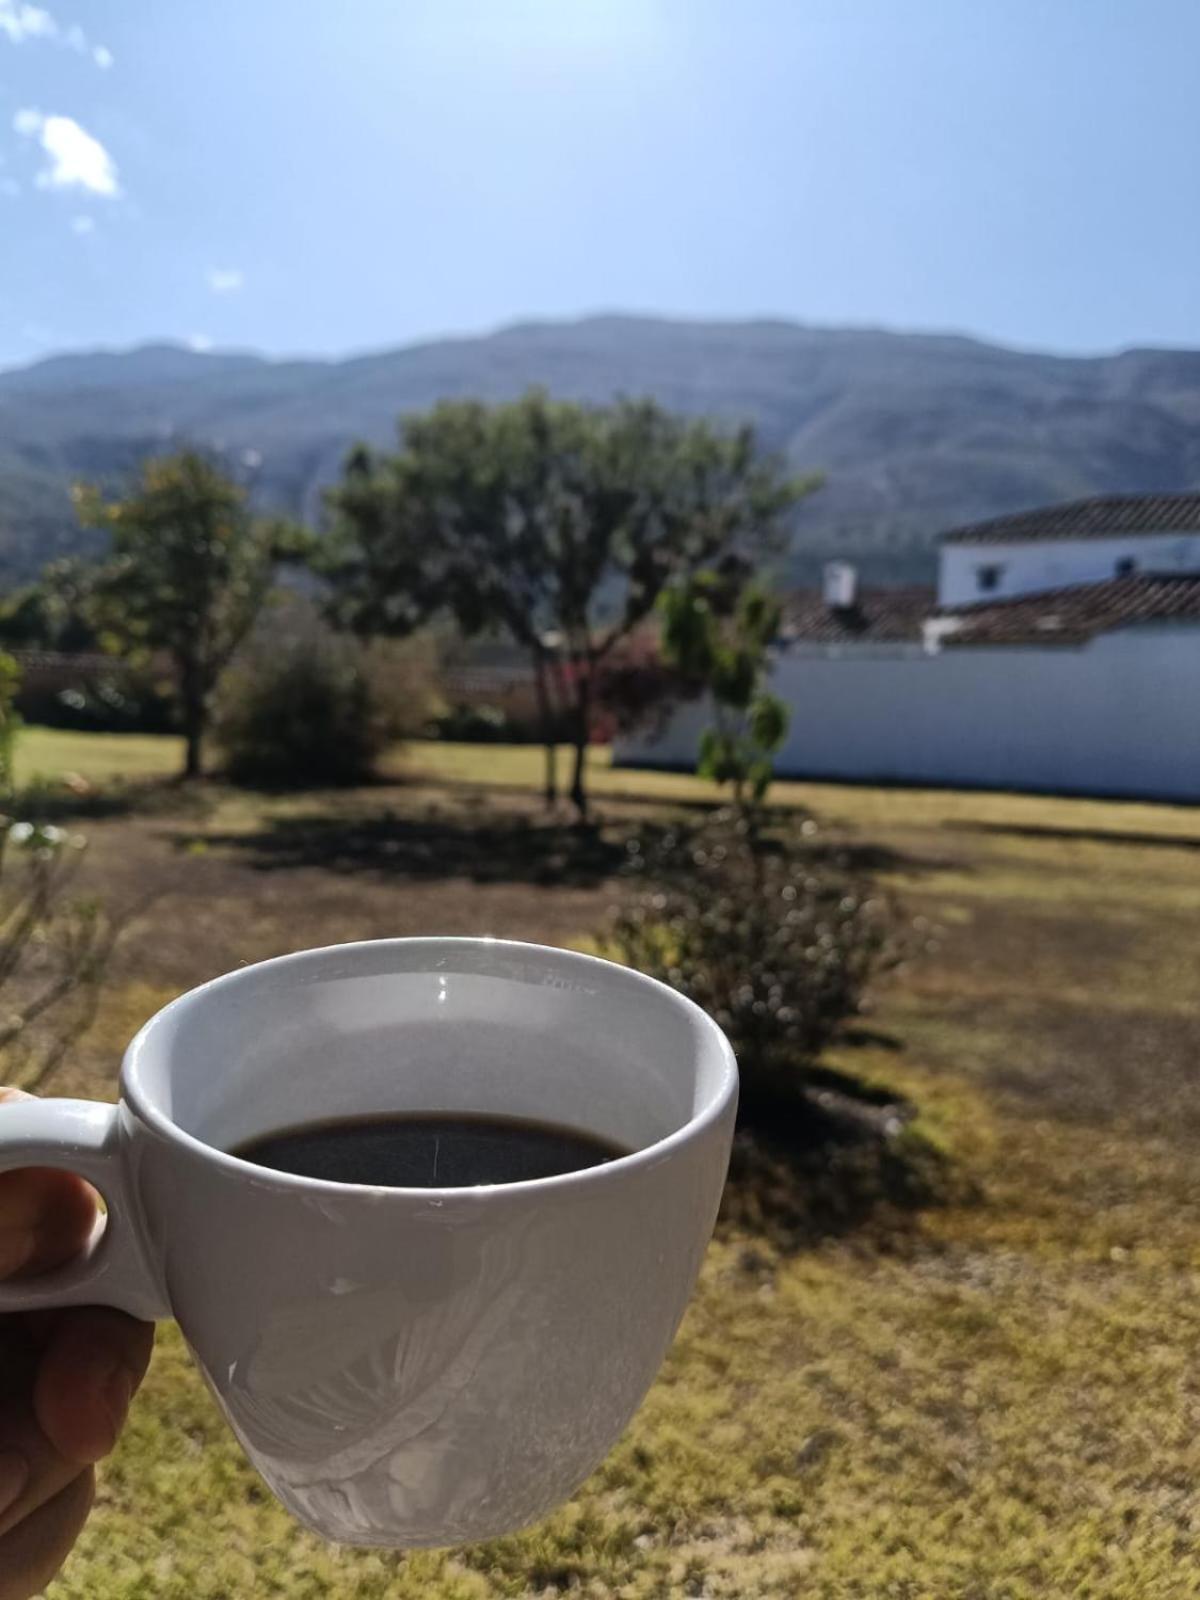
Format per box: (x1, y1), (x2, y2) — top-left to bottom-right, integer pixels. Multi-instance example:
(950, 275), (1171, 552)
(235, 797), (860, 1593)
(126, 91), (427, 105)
(76, 451), (303, 778)
(659, 564), (791, 816)
(324, 401), (574, 806)
(325, 391), (817, 817)
(0, 558), (101, 653)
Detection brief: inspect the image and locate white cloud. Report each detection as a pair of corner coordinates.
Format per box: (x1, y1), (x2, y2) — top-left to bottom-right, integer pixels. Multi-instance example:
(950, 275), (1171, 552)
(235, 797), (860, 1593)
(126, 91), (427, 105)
(206, 267), (243, 294)
(0, 3), (55, 43)
(0, 4), (113, 66)
(69, 213), (92, 233)
(187, 334), (213, 353)
(14, 110), (120, 196)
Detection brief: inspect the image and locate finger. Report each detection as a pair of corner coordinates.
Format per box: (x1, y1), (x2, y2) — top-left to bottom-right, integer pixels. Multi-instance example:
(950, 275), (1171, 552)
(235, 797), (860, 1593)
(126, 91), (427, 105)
(0, 1468), (93, 1600)
(0, 1396), (88, 1544)
(0, 1091), (98, 1281)
(0, 1312), (140, 1543)
(0, 1170), (97, 1282)
(34, 1309), (154, 1465)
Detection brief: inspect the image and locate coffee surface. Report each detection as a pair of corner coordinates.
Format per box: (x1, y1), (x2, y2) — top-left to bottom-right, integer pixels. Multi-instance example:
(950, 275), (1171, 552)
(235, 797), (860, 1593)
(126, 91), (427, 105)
(232, 1112), (628, 1188)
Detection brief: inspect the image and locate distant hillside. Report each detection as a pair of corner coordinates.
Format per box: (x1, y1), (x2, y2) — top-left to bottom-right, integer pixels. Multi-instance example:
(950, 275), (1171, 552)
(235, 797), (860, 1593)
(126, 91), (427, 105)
(4, 315), (1200, 583)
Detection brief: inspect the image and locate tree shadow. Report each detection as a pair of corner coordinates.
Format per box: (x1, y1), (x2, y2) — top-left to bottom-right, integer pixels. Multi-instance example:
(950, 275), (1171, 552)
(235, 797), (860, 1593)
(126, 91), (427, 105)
(425, 774), (732, 817)
(15, 776), (217, 824)
(721, 1080), (973, 1254)
(837, 1026), (905, 1053)
(179, 803), (952, 892)
(424, 779), (968, 876)
(947, 819), (1200, 853)
(178, 807), (644, 888)
(800, 838), (962, 877)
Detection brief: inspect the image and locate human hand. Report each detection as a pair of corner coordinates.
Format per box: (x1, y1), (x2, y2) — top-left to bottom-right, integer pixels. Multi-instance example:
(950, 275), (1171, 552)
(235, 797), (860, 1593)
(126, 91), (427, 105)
(0, 1088), (153, 1600)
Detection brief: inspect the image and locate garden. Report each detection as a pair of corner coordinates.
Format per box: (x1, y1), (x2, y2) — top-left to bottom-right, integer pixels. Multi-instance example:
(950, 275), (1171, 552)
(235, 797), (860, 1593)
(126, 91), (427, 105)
(2, 730), (1196, 1597)
(0, 399), (1196, 1596)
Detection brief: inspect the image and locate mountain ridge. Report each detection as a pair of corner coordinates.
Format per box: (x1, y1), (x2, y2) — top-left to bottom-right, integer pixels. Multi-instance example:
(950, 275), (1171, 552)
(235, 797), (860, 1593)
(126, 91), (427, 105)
(4, 314), (1200, 584)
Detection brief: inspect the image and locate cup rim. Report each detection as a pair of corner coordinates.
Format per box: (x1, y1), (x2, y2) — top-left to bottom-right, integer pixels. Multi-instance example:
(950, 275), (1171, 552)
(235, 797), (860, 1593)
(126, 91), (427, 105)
(121, 937), (739, 1201)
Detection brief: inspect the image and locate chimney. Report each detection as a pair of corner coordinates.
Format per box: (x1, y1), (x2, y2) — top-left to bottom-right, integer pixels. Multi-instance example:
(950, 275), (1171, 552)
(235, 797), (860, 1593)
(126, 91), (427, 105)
(823, 561), (858, 610)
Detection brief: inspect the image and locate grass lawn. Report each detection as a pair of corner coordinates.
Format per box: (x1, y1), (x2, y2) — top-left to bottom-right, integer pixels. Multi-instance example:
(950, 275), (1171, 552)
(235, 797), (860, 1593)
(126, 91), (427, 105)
(16, 725), (184, 786)
(14, 735), (1200, 1597)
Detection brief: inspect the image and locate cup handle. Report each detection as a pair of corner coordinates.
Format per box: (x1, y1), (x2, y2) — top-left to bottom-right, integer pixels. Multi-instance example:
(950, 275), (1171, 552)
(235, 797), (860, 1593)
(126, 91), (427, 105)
(0, 1098), (168, 1321)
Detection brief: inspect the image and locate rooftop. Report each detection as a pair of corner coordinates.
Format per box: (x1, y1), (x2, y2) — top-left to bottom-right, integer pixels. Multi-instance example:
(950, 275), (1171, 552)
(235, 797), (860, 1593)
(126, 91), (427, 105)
(941, 492), (1200, 546)
(780, 586), (933, 645)
(938, 573), (1200, 646)
(777, 574), (1200, 650)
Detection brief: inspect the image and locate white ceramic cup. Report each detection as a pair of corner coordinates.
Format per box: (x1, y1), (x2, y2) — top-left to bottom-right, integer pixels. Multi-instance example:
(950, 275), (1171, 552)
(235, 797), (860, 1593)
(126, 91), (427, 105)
(0, 938), (737, 1547)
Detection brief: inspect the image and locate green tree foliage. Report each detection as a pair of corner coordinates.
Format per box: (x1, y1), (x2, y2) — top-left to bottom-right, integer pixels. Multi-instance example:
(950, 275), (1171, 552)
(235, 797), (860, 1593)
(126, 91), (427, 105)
(0, 558), (101, 653)
(0, 651), (20, 797)
(324, 391), (816, 816)
(76, 450), (305, 778)
(659, 566), (791, 813)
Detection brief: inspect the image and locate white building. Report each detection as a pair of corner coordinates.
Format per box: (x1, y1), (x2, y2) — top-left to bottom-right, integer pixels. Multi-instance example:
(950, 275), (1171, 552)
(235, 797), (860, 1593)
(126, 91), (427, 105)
(938, 495), (1200, 606)
(616, 493), (1200, 801)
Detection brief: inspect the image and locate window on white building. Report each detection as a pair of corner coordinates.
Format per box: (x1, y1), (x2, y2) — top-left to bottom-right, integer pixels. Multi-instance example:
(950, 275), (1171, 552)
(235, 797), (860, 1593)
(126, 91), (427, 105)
(976, 563), (1004, 593)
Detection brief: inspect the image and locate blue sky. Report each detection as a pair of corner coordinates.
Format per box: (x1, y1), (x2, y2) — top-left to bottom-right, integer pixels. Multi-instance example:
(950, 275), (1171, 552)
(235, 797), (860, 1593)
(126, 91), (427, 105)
(1, 0), (1198, 368)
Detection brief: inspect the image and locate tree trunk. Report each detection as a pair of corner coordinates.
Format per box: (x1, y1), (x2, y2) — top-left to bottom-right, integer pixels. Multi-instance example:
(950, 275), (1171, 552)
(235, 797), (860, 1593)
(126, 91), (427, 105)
(568, 662), (592, 821)
(532, 651), (558, 806)
(183, 708), (203, 779)
(180, 659), (205, 780)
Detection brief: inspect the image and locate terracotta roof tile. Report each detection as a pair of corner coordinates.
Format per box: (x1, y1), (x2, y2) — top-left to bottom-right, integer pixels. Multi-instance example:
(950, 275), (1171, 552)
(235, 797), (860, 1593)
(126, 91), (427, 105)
(941, 492), (1200, 546)
(939, 574), (1200, 646)
(780, 587), (933, 644)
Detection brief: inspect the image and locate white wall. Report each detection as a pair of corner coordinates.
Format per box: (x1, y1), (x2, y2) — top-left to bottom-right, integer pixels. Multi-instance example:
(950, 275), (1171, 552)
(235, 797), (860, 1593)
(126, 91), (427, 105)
(616, 626), (1200, 801)
(938, 534), (1200, 606)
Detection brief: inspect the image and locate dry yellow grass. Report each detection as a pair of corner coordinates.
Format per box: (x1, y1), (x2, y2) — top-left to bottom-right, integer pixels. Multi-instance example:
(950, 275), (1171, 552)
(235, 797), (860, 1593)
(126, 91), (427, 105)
(13, 737), (1199, 1597)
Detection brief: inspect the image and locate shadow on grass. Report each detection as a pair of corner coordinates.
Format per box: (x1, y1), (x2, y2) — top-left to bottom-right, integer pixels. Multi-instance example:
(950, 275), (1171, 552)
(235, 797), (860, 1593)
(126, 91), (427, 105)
(181, 806), (948, 891)
(947, 818), (1200, 853)
(179, 807), (644, 888)
(415, 774), (968, 870)
(722, 1078), (972, 1254)
(803, 839), (959, 877)
(15, 775), (218, 824)
(838, 1026), (905, 1053)
(416, 772), (732, 817)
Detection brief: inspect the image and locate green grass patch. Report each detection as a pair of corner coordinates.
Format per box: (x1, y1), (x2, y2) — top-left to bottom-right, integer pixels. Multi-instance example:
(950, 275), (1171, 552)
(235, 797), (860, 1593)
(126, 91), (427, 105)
(15, 725), (184, 786)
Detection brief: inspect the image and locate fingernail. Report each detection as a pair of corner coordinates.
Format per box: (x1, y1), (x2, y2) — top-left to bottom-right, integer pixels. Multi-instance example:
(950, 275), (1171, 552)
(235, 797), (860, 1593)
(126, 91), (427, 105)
(102, 1368), (134, 1442)
(0, 1451), (28, 1515)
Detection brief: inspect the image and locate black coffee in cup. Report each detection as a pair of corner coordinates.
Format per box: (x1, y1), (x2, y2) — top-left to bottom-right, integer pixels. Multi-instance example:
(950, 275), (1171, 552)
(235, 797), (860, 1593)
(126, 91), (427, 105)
(233, 1112), (628, 1188)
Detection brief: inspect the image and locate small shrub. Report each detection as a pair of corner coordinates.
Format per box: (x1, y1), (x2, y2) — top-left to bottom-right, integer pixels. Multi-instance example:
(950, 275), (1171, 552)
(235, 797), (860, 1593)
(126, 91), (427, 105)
(0, 661), (130, 1090)
(0, 819), (126, 1090)
(431, 702), (516, 743)
(659, 568), (789, 810)
(363, 632), (446, 740)
(214, 606), (398, 788)
(606, 810), (897, 1114)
